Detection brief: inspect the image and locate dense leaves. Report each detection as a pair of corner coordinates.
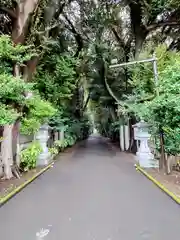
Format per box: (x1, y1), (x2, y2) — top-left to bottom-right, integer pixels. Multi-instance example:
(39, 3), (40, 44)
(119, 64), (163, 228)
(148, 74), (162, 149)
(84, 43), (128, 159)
(35, 54), (78, 107)
(125, 46), (180, 155)
(20, 141), (42, 171)
(0, 35), (36, 73)
(21, 96), (56, 135)
(0, 35), (56, 134)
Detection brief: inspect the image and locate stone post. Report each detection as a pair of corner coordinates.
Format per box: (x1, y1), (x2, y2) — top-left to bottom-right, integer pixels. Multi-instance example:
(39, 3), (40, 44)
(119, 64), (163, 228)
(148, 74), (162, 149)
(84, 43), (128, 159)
(120, 125), (130, 151)
(0, 157), (3, 177)
(36, 124), (51, 166)
(55, 131), (59, 141)
(60, 128), (64, 141)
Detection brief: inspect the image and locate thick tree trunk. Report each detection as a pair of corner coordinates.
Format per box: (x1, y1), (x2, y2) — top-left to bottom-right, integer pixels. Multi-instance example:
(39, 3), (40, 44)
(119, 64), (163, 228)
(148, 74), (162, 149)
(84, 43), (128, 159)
(134, 32), (147, 59)
(159, 130), (166, 170)
(2, 125), (13, 179)
(13, 121), (21, 167)
(12, 0), (39, 44)
(8, 1), (39, 173)
(25, 57), (39, 81)
(129, 1), (148, 59)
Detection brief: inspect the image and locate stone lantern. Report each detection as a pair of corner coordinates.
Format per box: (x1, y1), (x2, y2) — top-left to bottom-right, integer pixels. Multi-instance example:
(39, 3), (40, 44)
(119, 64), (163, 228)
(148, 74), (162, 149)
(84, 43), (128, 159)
(133, 120), (157, 168)
(36, 124), (51, 166)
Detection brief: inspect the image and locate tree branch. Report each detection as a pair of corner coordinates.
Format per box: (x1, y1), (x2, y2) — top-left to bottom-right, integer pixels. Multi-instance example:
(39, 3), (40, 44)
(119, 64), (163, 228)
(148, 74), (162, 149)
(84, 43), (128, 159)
(147, 21), (180, 31)
(82, 93), (90, 112)
(0, 7), (17, 19)
(54, 0), (73, 20)
(104, 62), (122, 105)
(36, 22), (62, 35)
(64, 14), (83, 57)
(129, 1), (148, 58)
(111, 27), (125, 49)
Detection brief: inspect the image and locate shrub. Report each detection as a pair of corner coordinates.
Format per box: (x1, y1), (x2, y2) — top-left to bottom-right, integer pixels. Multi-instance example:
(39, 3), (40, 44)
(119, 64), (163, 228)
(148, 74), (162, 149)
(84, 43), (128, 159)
(48, 147), (58, 156)
(20, 141), (42, 171)
(21, 96), (56, 135)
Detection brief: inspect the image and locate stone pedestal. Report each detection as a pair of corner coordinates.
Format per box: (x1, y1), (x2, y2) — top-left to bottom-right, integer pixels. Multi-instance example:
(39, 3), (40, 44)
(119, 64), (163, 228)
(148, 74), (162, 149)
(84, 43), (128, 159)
(36, 124), (51, 166)
(136, 139), (158, 168)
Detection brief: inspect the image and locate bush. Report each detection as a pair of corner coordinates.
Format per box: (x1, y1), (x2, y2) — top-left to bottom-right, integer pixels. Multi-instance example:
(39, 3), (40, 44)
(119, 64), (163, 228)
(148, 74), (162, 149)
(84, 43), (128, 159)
(20, 141), (42, 171)
(0, 103), (19, 125)
(54, 135), (77, 150)
(48, 147), (58, 156)
(21, 96), (56, 135)
(126, 46), (180, 156)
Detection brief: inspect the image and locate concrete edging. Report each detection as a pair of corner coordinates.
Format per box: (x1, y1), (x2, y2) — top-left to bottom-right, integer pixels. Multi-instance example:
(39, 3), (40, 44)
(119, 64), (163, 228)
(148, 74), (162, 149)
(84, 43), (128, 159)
(0, 162), (54, 207)
(135, 164), (180, 205)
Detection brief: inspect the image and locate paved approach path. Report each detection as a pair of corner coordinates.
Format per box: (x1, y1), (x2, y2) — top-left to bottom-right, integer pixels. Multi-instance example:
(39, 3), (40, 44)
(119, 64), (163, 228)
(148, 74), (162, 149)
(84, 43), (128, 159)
(0, 135), (180, 240)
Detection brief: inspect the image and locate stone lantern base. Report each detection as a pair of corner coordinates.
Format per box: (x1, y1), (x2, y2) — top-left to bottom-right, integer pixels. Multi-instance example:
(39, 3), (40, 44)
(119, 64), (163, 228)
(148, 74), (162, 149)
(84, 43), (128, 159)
(37, 152), (51, 166)
(136, 152), (158, 168)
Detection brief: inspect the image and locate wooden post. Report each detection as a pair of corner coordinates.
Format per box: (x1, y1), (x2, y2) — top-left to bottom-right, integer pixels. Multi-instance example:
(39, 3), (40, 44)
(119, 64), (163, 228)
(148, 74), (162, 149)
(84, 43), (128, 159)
(152, 54), (166, 171)
(118, 105), (122, 151)
(152, 53), (159, 95)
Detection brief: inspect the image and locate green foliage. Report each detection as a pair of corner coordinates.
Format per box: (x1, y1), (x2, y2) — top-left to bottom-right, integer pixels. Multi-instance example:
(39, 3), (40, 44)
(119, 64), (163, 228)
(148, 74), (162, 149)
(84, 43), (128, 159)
(25, 96), (56, 120)
(20, 141), (42, 171)
(0, 36), (31, 125)
(0, 35), (56, 133)
(0, 0), (14, 8)
(49, 110), (69, 131)
(168, 0), (180, 8)
(54, 139), (69, 150)
(0, 35), (36, 74)
(51, 112), (92, 152)
(34, 42), (92, 142)
(20, 118), (41, 135)
(52, 115), (92, 149)
(35, 54), (78, 107)
(126, 46), (180, 155)
(0, 72), (33, 125)
(0, 104), (19, 125)
(142, 0), (168, 22)
(48, 147), (58, 156)
(0, 73), (33, 104)
(21, 96), (56, 135)
(0, 35), (40, 126)
(65, 115), (93, 141)
(55, 135), (76, 150)
(34, 52), (83, 141)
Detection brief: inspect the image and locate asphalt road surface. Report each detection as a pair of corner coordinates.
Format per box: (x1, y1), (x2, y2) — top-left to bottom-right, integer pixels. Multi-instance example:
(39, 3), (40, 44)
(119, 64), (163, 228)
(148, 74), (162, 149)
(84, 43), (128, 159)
(0, 135), (180, 240)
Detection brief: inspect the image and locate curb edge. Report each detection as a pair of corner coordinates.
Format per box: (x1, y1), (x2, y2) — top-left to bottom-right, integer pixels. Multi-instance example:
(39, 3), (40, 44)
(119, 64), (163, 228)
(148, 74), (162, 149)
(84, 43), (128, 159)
(0, 162), (54, 207)
(134, 164), (180, 205)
